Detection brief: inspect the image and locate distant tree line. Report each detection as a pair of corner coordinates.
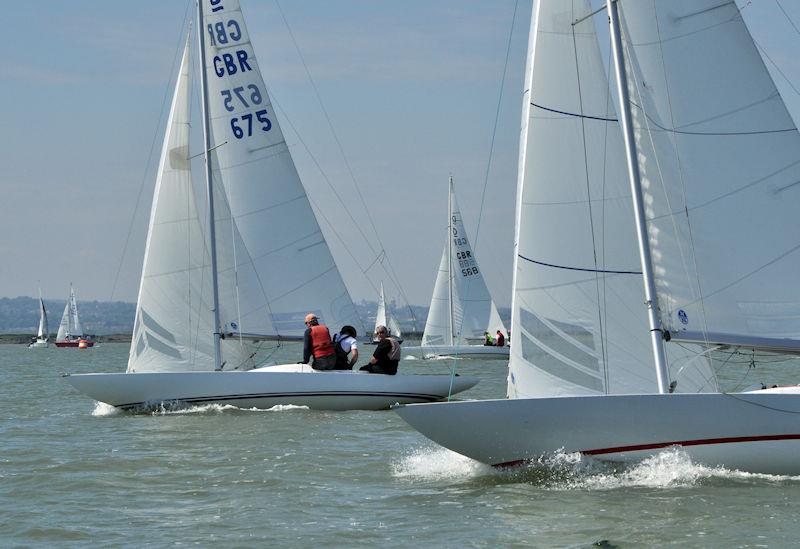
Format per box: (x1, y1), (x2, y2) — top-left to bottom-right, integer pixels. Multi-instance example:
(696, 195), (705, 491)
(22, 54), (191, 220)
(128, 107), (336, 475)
(0, 296), (510, 336)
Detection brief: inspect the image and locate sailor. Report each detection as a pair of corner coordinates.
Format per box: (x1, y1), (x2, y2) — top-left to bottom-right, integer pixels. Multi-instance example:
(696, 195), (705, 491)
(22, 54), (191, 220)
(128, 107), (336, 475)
(360, 325), (400, 375)
(302, 313), (337, 370)
(495, 330), (505, 347)
(483, 331), (494, 346)
(332, 325), (359, 370)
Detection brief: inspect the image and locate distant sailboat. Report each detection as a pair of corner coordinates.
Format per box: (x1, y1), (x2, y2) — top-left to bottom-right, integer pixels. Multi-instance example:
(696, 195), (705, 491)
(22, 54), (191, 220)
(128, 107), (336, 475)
(29, 290), (50, 348)
(55, 285), (93, 348)
(404, 177), (508, 359)
(65, 0), (477, 410)
(397, 0), (800, 474)
(373, 282), (402, 342)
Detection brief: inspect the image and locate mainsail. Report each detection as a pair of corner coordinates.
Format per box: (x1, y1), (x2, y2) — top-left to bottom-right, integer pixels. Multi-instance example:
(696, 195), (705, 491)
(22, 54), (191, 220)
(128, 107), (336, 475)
(202, 0), (362, 339)
(507, 0), (717, 399)
(617, 0), (800, 351)
(422, 177), (506, 346)
(37, 294), (48, 339)
(129, 1), (363, 372)
(57, 286), (83, 341)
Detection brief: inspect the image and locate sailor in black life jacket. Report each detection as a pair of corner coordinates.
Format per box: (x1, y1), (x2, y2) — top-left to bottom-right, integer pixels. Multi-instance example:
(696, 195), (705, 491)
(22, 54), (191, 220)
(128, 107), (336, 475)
(332, 325), (359, 370)
(360, 325), (400, 375)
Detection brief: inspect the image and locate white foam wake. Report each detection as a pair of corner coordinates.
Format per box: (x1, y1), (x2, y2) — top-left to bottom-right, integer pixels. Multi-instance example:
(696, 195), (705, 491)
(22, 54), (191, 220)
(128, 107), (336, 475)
(392, 445), (492, 480)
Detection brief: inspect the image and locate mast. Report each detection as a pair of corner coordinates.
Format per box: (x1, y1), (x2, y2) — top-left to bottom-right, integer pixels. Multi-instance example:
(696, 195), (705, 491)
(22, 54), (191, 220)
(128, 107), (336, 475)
(196, 0), (223, 371)
(447, 175), (455, 346)
(607, 0), (670, 394)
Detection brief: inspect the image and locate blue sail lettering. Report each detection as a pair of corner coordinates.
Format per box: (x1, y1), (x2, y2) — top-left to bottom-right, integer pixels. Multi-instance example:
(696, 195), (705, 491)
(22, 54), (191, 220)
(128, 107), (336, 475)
(213, 51), (252, 77)
(209, 0), (224, 13)
(208, 20), (242, 45)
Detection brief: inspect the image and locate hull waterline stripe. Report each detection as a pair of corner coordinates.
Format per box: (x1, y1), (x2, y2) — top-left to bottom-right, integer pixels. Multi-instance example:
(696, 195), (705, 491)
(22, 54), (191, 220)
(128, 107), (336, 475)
(116, 391), (445, 410)
(492, 433), (800, 467)
(582, 433), (800, 455)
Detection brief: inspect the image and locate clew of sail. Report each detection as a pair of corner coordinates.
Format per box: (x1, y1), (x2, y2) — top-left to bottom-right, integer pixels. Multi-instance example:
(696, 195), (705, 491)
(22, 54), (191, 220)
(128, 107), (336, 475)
(617, 1), (800, 352)
(201, 0), (362, 340)
(507, 0), (716, 399)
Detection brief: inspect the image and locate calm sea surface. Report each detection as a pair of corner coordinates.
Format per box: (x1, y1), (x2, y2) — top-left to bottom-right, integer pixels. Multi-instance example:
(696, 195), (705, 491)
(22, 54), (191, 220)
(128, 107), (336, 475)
(2, 342), (800, 547)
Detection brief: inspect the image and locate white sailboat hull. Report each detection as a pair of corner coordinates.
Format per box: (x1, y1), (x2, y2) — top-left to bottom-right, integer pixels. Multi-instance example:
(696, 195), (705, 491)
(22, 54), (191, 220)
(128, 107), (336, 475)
(403, 345), (509, 360)
(65, 364), (479, 411)
(395, 391), (800, 474)
(28, 339), (49, 348)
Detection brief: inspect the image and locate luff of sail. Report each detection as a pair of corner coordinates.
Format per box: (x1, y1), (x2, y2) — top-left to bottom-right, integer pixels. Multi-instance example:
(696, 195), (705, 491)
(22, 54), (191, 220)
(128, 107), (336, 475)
(422, 179), (505, 346)
(507, 0), (716, 399)
(201, 0), (362, 340)
(617, 1), (800, 352)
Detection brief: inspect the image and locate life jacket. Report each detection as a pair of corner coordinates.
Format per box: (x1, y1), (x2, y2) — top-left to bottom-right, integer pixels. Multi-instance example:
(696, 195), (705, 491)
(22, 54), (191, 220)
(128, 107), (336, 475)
(310, 324), (334, 358)
(333, 334), (351, 369)
(387, 337), (401, 361)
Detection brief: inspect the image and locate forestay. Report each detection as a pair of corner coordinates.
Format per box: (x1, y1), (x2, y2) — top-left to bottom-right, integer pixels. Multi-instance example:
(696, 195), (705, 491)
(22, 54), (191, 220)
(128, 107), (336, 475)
(508, 0), (716, 399)
(617, 0), (800, 351)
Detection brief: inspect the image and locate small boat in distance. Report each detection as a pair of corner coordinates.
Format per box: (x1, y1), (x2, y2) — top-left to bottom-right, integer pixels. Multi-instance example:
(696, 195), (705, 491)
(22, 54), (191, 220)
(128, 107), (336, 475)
(372, 282), (403, 343)
(404, 176), (508, 360)
(28, 290), (50, 348)
(55, 285), (94, 348)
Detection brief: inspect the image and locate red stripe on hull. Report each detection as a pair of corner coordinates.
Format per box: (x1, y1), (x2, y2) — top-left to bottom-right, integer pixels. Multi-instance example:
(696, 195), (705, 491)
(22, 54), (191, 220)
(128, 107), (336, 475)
(491, 434), (800, 468)
(582, 433), (800, 456)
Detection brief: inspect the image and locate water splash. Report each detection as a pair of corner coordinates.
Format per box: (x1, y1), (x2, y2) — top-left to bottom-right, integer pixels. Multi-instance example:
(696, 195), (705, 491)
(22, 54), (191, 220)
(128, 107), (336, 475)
(392, 445), (493, 480)
(91, 402), (121, 417)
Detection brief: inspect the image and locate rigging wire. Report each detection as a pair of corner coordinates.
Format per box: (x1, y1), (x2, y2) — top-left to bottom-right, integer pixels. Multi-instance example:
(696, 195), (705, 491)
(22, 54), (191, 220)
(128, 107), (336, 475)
(109, 0), (194, 301)
(448, 0), (519, 399)
(273, 0), (419, 331)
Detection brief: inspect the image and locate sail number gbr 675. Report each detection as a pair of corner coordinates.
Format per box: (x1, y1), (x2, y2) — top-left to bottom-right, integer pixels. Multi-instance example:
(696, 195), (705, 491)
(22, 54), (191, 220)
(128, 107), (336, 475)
(206, 1), (272, 141)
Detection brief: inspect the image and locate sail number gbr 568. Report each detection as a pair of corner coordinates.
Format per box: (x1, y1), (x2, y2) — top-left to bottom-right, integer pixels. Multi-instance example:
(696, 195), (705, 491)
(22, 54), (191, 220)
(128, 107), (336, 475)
(206, 1), (272, 140)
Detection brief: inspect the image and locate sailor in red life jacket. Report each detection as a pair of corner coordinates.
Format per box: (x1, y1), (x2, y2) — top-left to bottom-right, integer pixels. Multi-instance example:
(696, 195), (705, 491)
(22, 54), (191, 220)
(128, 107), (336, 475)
(495, 330), (505, 347)
(302, 313), (337, 370)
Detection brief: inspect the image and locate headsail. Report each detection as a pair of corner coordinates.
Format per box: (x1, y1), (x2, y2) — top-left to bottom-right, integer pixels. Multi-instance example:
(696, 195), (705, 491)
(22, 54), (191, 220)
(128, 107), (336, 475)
(200, 0), (362, 339)
(507, 0), (716, 399)
(37, 290), (48, 339)
(617, 0), (800, 352)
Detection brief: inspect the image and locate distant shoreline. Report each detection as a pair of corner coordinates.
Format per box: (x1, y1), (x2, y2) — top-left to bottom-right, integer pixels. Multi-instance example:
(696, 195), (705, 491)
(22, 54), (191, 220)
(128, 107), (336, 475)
(0, 334), (132, 344)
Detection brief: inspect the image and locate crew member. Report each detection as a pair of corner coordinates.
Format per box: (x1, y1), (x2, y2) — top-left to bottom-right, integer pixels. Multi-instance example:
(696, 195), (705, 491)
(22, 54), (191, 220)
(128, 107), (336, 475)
(495, 330), (505, 347)
(360, 325), (400, 375)
(332, 325), (359, 370)
(302, 313), (337, 370)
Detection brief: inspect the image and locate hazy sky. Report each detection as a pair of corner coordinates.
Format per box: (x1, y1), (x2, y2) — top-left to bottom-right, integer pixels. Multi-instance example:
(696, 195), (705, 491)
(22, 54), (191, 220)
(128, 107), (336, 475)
(2, 1), (800, 309)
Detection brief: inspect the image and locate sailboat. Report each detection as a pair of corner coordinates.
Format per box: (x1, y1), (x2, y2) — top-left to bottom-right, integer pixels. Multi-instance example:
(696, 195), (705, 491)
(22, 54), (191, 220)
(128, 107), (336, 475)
(396, 0), (800, 474)
(65, 0), (477, 411)
(404, 177), (508, 359)
(28, 290), (50, 348)
(373, 282), (403, 342)
(55, 285), (94, 348)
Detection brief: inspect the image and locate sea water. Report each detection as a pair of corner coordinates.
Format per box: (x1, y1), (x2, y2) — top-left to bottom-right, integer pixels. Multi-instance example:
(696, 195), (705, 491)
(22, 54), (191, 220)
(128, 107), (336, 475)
(2, 343), (800, 547)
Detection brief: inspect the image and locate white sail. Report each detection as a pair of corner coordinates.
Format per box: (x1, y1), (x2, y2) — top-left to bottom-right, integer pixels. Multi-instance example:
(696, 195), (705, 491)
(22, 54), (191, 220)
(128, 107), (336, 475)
(69, 286), (83, 337)
(374, 282), (402, 338)
(201, 0), (362, 339)
(375, 282), (387, 330)
(421, 178), (503, 346)
(507, 0), (716, 399)
(127, 39), (220, 373)
(56, 301), (70, 341)
(487, 302), (506, 339)
(36, 292), (48, 339)
(617, 1), (800, 351)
